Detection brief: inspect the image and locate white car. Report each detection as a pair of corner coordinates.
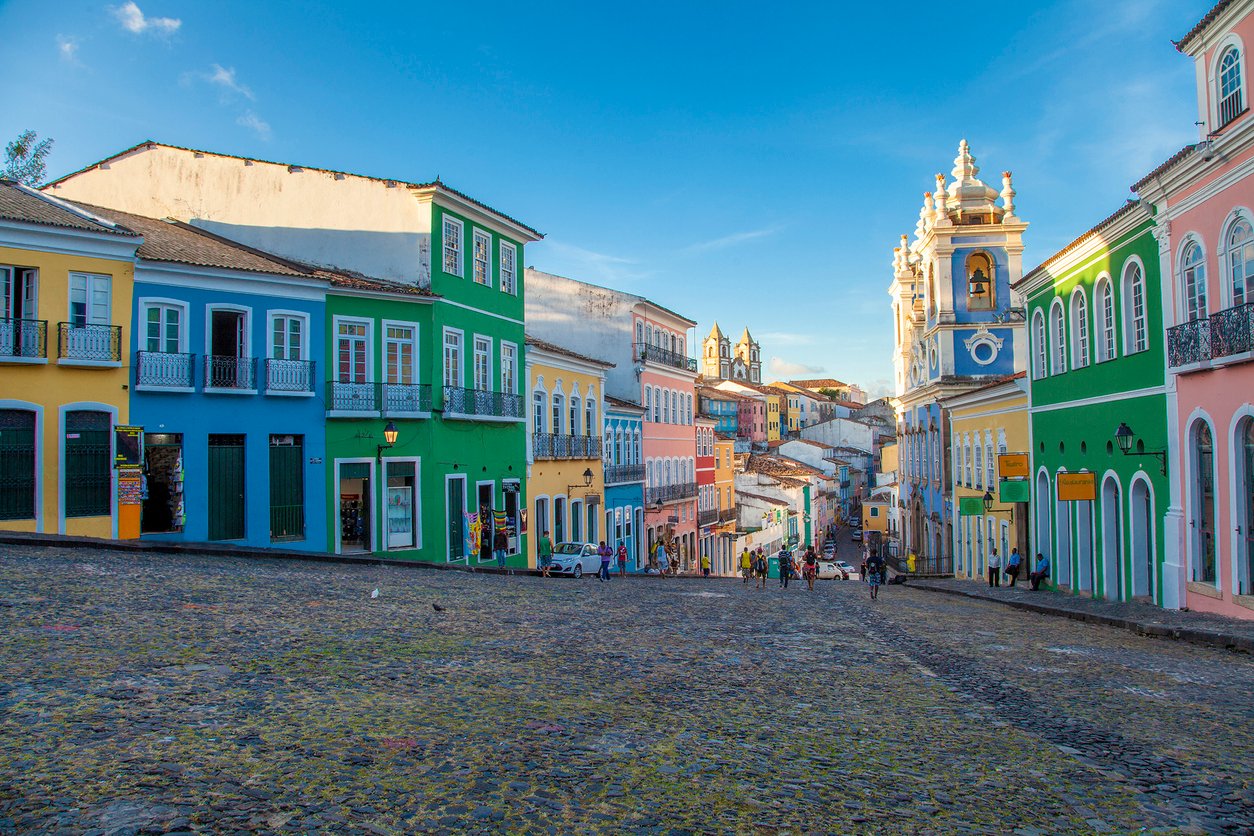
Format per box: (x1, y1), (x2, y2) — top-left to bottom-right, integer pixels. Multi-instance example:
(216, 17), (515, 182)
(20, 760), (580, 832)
(835, 560), (858, 580)
(548, 542), (602, 578)
(815, 560), (841, 580)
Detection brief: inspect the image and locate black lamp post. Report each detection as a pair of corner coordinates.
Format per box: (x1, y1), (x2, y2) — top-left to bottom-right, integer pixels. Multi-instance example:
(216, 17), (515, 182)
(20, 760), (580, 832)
(567, 467), (595, 496)
(377, 420), (398, 460)
(1112, 422), (1167, 475)
(982, 489), (1015, 522)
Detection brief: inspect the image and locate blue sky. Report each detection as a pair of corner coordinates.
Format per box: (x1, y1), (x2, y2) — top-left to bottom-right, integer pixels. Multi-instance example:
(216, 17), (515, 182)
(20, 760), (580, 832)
(1, 0), (1214, 396)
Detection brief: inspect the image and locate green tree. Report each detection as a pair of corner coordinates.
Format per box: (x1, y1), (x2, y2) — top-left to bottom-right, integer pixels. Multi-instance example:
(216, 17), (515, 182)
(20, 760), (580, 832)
(2, 130), (54, 187)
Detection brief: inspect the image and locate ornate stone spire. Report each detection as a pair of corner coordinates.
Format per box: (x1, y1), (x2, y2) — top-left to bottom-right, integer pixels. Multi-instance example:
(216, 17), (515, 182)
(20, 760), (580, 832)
(708, 321), (725, 341)
(946, 139), (1003, 222)
(1000, 171), (1017, 220)
(934, 173), (949, 223)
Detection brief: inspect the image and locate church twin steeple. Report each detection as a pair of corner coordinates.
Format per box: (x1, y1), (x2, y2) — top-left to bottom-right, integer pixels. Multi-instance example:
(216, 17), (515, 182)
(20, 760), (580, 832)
(702, 322), (761, 383)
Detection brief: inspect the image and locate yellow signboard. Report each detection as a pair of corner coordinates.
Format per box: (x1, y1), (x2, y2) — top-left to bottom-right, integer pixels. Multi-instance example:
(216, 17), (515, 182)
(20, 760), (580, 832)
(998, 453), (1030, 479)
(1057, 472), (1096, 502)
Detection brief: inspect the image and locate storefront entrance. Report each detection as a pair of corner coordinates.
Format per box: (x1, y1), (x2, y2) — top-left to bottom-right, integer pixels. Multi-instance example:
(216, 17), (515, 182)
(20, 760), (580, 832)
(141, 433), (184, 533)
(339, 461), (371, 553)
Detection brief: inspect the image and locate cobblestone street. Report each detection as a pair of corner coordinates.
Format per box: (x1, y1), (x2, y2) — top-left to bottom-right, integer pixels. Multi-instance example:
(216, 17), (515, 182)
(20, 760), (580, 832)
(1, 545), (1251, 835)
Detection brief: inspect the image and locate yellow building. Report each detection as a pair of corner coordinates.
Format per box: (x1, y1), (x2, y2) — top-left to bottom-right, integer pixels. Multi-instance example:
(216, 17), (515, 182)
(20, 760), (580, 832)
(713, 433), (737, 573)
(0, 183), (138, 539)
(862, 496), (890, 534)
(757, 386), (786, 441)
(524, 337), (612, 567)
(942, 374), (1030, 582)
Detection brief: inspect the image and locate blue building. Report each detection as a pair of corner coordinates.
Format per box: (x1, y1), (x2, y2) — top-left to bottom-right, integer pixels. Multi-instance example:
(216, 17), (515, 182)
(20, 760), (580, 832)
(100, 207), (331, 550)
(603, 396), (645, 570)
(697, 386), (739, 436)
(888, 141), (1027, 570)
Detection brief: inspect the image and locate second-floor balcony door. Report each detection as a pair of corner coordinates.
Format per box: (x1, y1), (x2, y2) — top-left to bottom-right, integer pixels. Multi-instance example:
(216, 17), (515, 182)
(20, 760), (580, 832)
(336, 321), (371, 409)
(66, 273), (111, 358)
(210, 310), (246, 387)
(1, 267), (39, 357)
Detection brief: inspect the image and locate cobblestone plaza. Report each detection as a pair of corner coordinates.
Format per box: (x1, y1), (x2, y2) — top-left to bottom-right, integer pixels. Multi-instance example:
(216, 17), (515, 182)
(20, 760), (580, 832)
(1, 544), (1251, 834)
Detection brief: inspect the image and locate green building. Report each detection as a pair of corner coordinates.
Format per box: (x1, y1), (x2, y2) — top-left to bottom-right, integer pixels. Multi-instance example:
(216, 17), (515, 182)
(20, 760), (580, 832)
(1016, 202), (1175, 606)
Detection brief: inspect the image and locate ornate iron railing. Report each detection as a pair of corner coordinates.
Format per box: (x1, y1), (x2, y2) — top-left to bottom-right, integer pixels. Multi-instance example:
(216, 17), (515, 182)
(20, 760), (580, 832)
(136, 351), (194, 388)
(698, 508), (720, 526)
(719, 506), (738, 522)
(604, 463), (645, 484)
(1167, 318), (1212, 367)
(383, 382), (432, 414)
(328, 381), (379, 412)
(1209, 301), (1254, 359)
(265, 358), (315, 393)
(645, 482), (699, 505)
(204, 355), (257, 390)
(443, 386), (524, 419)
(58, 323), (121, 361)
(634, 342), (698, 372)
(0, 318), (46, 359)
(532, 433), (602, 460)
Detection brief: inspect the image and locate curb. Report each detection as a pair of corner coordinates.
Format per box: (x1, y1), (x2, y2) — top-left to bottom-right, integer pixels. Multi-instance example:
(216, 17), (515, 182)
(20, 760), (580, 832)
(906, 580), (1254, 655)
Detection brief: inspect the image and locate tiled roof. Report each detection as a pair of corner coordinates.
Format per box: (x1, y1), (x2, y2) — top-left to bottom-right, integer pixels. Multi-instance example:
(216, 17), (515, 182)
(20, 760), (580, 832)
(0, 180), (137, 237)
(1131, 144), (1198, 193)
(1175, 0), (1236, 52)
(746, 454), (827, 480)
(1022, 201), (1145, 283)
(324, 272), (437, 297)
(605, 395), (643, 410)
(736, 490), (790, 507)
(525, 336), (615, 368)
(47, 140), (543, 239)
(788, 378), (847, 390)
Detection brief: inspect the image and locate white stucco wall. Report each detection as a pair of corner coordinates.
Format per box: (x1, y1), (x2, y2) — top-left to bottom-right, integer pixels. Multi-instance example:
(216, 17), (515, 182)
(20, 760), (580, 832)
(799, 418), (874, 452)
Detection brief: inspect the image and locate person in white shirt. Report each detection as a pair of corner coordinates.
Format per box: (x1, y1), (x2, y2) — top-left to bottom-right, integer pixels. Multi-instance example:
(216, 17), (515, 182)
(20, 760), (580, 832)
(988, 548), (1002, 588)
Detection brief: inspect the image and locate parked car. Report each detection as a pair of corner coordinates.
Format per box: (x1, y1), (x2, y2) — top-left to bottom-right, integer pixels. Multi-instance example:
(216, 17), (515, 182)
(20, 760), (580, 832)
(835, 560), (858, 580)
(549, 542), (601, 578)
(815, 560), (841, 580)
(850, 529), (863, 542)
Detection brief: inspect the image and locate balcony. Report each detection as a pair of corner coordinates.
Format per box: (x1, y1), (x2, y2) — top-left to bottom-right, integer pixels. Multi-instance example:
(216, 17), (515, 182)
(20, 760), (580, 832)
(719, 506), (738, 522)
(328, 381), (379, 414)
(204, 355), (257, 391)
(1167, 318), (1212, 367)
(698, 508), (719, 526)
(0, 318), (46, 360)
(645, 482), (698, 506)
(532, 433), (603, 460)
(383, 382), (432, 415)
(443, 386), (524, 421)
(57, 322), (121, 363)
(136, 351), (194, 389)
(265, 358), (315, 394)
(1210, 301), (1254, 359)
(634, 342), (698, 372)
(604, 463), (645, 484)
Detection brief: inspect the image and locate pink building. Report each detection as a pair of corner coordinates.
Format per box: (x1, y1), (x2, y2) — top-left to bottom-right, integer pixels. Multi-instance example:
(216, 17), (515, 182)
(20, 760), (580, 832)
(736, 394), (766, 444)
(634, 306), (700, 571)
(1137, 0), (1254, 618)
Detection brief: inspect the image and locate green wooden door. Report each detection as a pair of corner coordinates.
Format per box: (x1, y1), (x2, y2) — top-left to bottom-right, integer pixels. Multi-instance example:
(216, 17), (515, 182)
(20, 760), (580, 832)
(208, 434), (245, 540)
(269, 436), (304, 542)
(447, 477), (464, 561)
(64, 411), (111, 518)
(0, 410), (36, 520)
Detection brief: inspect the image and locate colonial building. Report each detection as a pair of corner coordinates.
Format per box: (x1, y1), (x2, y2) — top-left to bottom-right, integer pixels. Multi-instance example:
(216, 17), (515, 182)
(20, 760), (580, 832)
(701, 323), (760, 383)
(889, 141), (1028, 571)
(603, 395), (645, 569)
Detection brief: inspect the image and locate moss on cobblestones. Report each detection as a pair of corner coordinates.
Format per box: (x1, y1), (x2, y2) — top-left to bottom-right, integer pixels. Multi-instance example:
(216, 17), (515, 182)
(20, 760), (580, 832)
(0, 545), (1250, 833)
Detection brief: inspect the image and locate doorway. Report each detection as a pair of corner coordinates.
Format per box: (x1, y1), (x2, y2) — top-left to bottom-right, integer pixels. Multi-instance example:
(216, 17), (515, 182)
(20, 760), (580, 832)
(385, 461), (416, 550)
(339, 461), (371, 553)
(477, 482), (494, 561)
(142, 433), (184, 533)
(1101, 477), (1123, 601)
(207, 434), (245, 540)
(209, 309), (246, 387)
(1129, 478), (1153, 600)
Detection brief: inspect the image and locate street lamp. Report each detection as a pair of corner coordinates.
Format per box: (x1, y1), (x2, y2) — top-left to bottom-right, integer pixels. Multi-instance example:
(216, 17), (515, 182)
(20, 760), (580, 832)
(377, 421), (398, 460)
(982, 490), (1015, 522)
(567, 467), (595, 496)
(1112, 422), (1167, 475)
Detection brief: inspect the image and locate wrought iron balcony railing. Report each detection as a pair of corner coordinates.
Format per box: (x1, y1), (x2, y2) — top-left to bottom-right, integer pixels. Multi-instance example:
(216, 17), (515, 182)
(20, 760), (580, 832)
(698, 508), (720, 526)
(645, 482), (699, 506)
(328, 380), (379, 412)
(633, 342), (698, 372)
(1210, 301), (1254, 359)
(1167, 318), (1212, 367)
(383, 382), (432, 414)
(604, 463), (645, 484)
(136, 351), (194, 388)
(0, 318), (46, 359)
(533, 433), (603, 460)
(265, 358), (315, 393)
(58, 323), (121, 362)
(443, 386), (524, 419)
(204, 355), (257, 390)
(718, 506), (738, 522)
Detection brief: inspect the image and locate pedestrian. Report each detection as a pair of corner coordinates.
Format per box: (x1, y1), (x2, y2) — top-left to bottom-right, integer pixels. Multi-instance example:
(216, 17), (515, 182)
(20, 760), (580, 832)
(597, 540), (613, 582)
(866, 551), (884, 600)
(657, 545), (670, 578)
(1029, 552), (1050, 590)
(616, 541), (629, 577)
(988, 548), (1001, 588)
(538, 530), (554, 578)
(493, 526), (509, 571)
(754, 551), (768, 589)
(778, 547), (792, 589)
(803, 548), (817, 591)
(740, 548), (753, 584)
(701, 553), (712, 577)
(1005, 548), (1022, 587)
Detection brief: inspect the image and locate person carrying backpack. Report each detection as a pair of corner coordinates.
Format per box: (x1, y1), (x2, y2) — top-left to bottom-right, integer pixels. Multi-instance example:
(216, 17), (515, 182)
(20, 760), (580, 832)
(754, 550), (768, 590)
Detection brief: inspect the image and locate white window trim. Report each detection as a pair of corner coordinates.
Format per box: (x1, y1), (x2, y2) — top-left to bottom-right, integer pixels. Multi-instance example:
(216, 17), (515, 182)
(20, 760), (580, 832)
(381, 455), (422, 552)
(1069, 287), (1089, 369)
(500, 340), (519, 395)
(333, 315), (375, 382)
(67, 271), (112, 325)
(442, 326), (465, 389)
(1219, 206), (1254, 308)
(1210, 34), (1247, 130)
(1092, 276), (1115, 363)
(1177, 235), (1209, 325)
(138, 297), (190, 354)
(472, 333), (493, 392)
(267, 309), (310, 361)
(1049, 299), (1067, 375)
(443, 215), (465, 278)
(382, 319), (420, 385)
(472, 228), (493, 287)
(499, 240), (518, 295)
(445, 472), (468, 562)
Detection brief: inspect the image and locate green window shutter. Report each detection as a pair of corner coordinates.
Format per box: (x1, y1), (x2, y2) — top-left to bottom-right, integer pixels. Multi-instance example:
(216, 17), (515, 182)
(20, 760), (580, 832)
(64, 411), (111, 518)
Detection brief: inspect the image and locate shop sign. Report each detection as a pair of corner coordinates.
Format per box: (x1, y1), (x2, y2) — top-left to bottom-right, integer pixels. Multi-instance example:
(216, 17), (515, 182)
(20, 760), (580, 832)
(1057, 472), (1096, 501)
(114, 426), (143, 468)
(998, 453), (1030, 479)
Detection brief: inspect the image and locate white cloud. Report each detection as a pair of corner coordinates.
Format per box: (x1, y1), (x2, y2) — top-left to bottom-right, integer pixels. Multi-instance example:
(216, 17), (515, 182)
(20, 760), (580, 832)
(682, 225), (782, 255)
(539, 240), (652, 285)
(768, 356), (823, 377)
(206, 64), (255, 101)
(57, 35), (80, 63)
(236, 111), (272, 141)
(111, 2), (181, 35)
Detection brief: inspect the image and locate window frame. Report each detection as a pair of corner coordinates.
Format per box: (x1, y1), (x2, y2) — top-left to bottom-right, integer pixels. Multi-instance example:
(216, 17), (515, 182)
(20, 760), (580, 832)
(1095, 277), (1115, 363)
(472, 334), (492, 392)
(442, 327), (464, 389)
(1180, 239), (1209, 323)
(1121, 258), (1149, 354)
(334, 316), (373, 384)
(382, 320), (419, 385)
(442, 215), (465, 278)
(1217, 44), (1245, 129)
(1070, 287), (1090, 369)
(499, 240), (517, 295)
(268, 309), (309, 361)
(1032, 309), (1047, 379)
(1049, 299), (1067, 375)
(472, 228), (492, 287)
(1223, 212), (1254, 308)
(500, 341), (518, 395)
(140, 298), (189, 355)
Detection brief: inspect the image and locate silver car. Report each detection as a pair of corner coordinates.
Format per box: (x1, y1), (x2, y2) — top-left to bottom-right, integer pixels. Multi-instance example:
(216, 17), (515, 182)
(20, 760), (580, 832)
(549, 542), (601, 578)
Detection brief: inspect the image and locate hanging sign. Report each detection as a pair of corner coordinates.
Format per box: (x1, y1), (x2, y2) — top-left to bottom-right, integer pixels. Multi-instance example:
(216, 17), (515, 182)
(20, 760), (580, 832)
(114, 426), (143, 468)
(998, 453), (1030, 479)
(999, 479), (1031, 504)
(1057, 472), (1096, 502)
(958, 496), (984, 516)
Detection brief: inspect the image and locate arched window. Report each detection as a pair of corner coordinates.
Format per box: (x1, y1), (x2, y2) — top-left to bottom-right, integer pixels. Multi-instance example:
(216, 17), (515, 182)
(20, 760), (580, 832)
(1226, 216), (1254, 307)
(1182, 241), (1208, 322)
(1032, 310), (1047, 379)
(1049, 301), (1067, 374)
(1238, 417), (1254, 595)
(1122, 261), (1148, 353)
(532, 390), (546, 434)
(1191, 420), (1217, 583)
(1096, 279), (1115, 362)
(1219, 46), (1243, 127)
(585, 397), (595, 437)
(551, 393), (563, 438)
(569, 394), (580, 436)
(646, 460), (654, 487)
(984, 432), (994, 489)
(644, 324), (653, 348)
(1070, 288), (1089, 369)
(966, 252), (995, 310)
(974, 438), (983, 489)
(635, 321), (644, 347)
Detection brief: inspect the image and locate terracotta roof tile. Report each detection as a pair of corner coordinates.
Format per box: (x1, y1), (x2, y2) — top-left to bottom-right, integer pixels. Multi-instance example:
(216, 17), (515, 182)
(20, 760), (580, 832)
(0, 180), (137, 237)
(1021, 200), (1147, 283)
(525, 335), (615, 368)
(1131, 144), (1198, 193)
(1175, 0), (1236, 52)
